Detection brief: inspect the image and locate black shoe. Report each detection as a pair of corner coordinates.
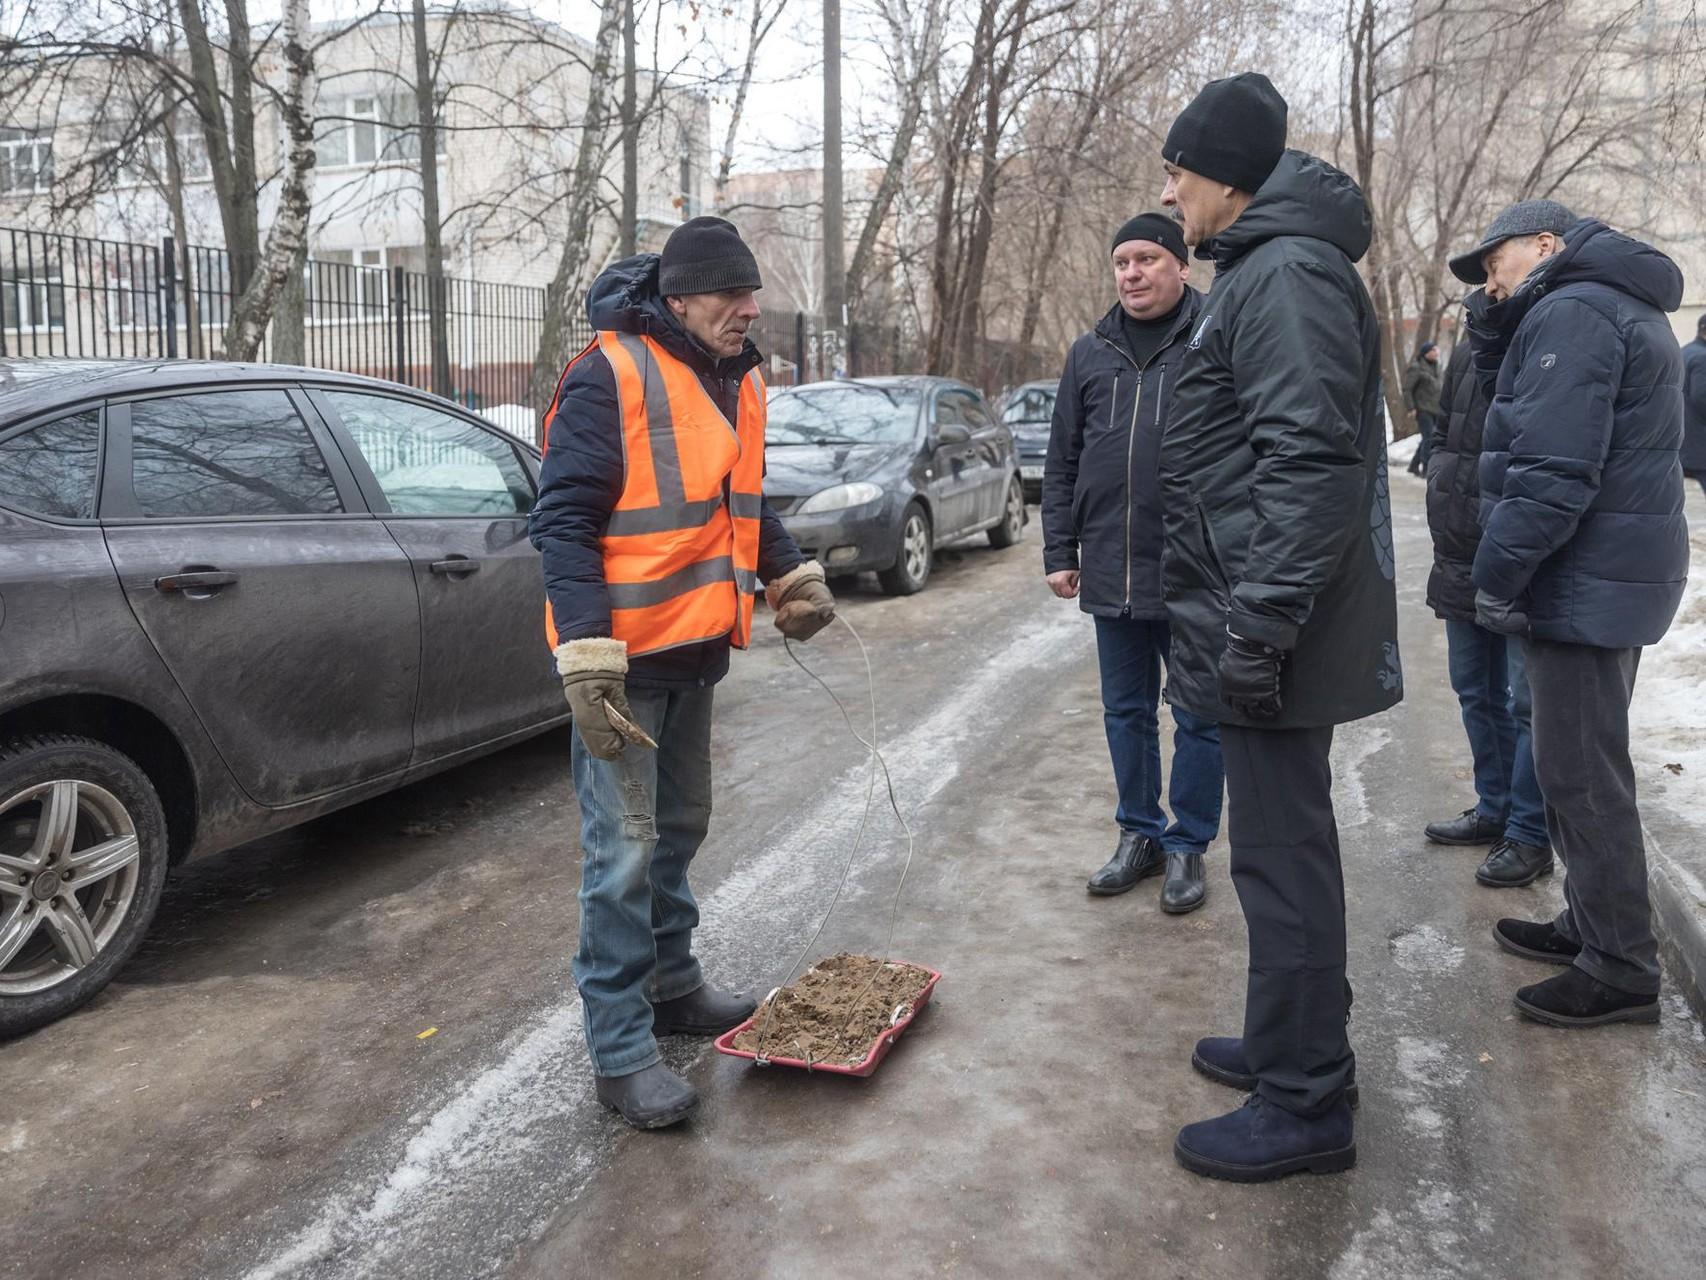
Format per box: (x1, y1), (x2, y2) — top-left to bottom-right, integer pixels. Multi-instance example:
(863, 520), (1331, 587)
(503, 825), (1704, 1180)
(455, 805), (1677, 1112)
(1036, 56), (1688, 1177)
(1174, 1094), (1356, 1183)
(1424, 808), (1504, 846)
(1514, 967), (1660, 1028)
(595, 1062), (700, 1129)
(1160, 851), (1207, 914)
(1190, 1036), (1359, 1108)
(1476, 838), (1554, 887)
(650, 983), (757, 1036)
(1493, 918), (1582, 964)
(1087, 832), (1164, 896)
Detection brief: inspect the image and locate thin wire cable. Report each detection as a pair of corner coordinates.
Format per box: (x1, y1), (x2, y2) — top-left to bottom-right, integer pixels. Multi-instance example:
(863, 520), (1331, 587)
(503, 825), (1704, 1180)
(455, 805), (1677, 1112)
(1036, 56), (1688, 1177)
(750, 613), (918, 1062)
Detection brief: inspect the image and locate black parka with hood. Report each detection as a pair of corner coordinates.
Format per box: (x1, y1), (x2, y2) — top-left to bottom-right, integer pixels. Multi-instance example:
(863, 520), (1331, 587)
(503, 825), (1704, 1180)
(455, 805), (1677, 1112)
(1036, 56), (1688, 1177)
(1159, 150), (1403, 729)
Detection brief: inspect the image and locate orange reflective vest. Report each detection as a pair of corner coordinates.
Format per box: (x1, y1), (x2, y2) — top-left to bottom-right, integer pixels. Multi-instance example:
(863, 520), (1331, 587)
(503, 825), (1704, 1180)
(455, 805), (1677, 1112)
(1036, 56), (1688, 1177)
(542, 329), (766, 659)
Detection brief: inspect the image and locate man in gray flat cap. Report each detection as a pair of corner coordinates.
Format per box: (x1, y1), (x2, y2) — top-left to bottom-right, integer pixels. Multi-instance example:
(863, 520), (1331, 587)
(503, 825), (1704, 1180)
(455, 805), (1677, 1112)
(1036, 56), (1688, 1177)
(1451, 199), (1687, 1029)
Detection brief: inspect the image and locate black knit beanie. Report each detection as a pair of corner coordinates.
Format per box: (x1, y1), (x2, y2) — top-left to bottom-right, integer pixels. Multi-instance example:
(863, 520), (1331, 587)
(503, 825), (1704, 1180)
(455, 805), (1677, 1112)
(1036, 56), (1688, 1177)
(1110, 212), (1188, 263)
(658, 216), (763, 296)
(1163, 72), (1288, 194)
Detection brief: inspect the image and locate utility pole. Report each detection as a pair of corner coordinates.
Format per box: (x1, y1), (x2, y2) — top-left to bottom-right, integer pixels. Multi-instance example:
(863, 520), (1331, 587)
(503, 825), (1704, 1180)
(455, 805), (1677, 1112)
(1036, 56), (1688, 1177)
(821, 0), (845, 376)
(412, 0), (451, 397)
(620, 0), (638, 256)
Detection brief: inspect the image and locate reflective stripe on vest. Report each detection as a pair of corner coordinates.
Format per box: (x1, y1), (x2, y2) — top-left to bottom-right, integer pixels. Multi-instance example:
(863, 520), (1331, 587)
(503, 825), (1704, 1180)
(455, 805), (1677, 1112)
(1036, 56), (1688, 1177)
(542, 331), (767, 658)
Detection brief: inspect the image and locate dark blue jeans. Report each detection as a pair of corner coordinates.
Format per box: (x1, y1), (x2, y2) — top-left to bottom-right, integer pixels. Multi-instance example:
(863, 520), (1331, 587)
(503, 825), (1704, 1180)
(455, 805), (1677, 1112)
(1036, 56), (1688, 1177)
(1093, 615), (1224, 852)
(1444, 619), (1547, 848)
(571, 685), (714, 1078)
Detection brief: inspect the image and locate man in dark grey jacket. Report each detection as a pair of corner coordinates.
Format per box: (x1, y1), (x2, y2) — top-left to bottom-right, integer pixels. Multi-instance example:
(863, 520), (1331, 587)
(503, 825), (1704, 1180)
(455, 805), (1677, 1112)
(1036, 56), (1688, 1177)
(1042, 213), (1224, 914)
(1453, 201), (1688, 1029)
(1402, 342), (1443, 475)
(1157, 73), (1400, 1182)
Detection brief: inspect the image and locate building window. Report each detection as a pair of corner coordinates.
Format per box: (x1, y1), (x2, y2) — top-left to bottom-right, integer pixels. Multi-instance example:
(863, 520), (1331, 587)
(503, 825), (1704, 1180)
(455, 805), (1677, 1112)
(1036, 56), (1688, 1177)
(95, 122), (211, 188)
(0, 128), (53, 195)
(317, 94), (445, 168)
(308, 246), (426, 321)
(2, 270), (66, 331)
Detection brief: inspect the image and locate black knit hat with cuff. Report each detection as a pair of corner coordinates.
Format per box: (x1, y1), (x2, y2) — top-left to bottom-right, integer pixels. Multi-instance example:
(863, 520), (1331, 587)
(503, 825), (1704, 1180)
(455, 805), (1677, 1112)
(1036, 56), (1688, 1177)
(658, 216), (763, 296)
(1163, 72), (1288, 194)
(1111, 213), (1189, 263)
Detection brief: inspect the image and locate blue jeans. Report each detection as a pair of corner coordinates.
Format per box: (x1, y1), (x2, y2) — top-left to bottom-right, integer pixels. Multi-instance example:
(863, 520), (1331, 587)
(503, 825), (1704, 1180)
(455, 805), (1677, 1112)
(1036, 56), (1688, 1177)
(1093, 615), (1224, 852)
(1444, 619), (1547, 848)
(571, 684), (714, 1077)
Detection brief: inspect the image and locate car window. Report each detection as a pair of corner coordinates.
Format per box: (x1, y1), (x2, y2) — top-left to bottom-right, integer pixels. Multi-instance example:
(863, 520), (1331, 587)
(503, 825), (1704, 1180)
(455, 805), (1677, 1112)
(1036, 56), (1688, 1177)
(130, 390), (343, 519)
(1002, 387), (1054, 425)
(0, 409), (101, 519)
(324, 391), (533, 516)
(934, 392), (966, 429)
(960, 394), (995, 431)
(766, 385), (920, 445)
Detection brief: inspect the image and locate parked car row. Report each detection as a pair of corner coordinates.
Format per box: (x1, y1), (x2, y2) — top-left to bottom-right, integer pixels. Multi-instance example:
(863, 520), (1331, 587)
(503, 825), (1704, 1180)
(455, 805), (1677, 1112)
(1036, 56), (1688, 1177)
(764, 377), (1028, 596)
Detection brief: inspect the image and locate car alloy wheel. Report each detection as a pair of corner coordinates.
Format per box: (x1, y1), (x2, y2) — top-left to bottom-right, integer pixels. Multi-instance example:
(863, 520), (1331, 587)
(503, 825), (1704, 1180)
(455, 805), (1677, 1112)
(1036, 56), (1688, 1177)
(880, 505), (933, 596)
(989, 476), (1026, 548)
(0, 779), (143, 996)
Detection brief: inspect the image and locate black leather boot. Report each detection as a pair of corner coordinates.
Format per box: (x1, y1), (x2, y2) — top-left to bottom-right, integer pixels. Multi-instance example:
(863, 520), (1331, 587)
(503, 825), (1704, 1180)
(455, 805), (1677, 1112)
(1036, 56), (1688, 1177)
(1493, 918), (1582, 964)
(1475, 838), (1553, 887)
(1514, 967), (1659, 1028)
(1160, 851), (1206, 914)
(1424, 808), (1504, 846)
(595, 1061), (699, 1129)
(1087, 832), (1165, 896)
(650, 983), (757, 1036)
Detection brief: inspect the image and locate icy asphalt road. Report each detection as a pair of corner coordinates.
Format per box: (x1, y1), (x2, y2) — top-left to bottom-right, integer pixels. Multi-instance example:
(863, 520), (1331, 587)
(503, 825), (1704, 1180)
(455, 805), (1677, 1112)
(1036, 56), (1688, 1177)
(3, 478), (1704, 1280)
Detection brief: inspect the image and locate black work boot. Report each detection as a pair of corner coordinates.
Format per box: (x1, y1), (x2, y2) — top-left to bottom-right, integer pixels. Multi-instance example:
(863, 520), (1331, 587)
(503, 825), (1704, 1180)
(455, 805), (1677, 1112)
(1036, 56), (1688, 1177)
(1424, 808), (1504, 846)
(596, 1062), (700, 1129)
(1514, 967), (1660, 1028)
(1087, 832), (1164, 896)
(1174, 1094), (1356, 1182)
(1493, 918), (1582, 964)
(1190, 1036), (1360, 1108)
(1475, 838), (1554, 888)
(1160, 851), (1207, 914)
(650, 983), (757, 1036)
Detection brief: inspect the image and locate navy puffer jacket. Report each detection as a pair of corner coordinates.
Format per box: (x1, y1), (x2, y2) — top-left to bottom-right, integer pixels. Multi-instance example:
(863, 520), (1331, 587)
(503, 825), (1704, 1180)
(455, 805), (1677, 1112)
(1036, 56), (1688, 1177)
(1469, 219), (1688, 649)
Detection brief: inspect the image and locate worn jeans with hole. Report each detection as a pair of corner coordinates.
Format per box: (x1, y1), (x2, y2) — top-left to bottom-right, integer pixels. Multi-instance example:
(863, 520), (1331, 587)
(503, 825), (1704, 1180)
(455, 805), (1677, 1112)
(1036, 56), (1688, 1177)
(1444, 620), (1548, 848)
(1094, 616), (1224, 852)
(571, 685), (713, 1077)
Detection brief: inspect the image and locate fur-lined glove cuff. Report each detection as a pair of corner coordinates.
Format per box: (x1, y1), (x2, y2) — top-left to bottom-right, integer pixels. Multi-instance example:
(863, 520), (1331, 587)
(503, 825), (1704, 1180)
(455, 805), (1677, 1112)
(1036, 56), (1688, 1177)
(765, 560), (826, 611)
(554, 636), (628, 679)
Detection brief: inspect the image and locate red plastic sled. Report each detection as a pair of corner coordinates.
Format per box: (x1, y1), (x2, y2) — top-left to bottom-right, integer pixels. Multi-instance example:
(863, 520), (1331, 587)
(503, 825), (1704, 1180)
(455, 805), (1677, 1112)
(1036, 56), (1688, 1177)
(713, 964), (941, 1077)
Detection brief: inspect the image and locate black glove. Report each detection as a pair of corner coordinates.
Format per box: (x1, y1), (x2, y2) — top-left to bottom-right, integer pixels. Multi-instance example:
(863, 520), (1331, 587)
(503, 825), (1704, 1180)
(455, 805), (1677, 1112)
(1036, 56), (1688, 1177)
(1475, 589), (1529, 637)
(1219, 632), (1285, 721)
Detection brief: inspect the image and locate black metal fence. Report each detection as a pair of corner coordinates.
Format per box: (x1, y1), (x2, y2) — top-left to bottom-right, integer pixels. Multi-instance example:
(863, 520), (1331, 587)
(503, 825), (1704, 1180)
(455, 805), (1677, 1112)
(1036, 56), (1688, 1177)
(1, 223), (1057, 424)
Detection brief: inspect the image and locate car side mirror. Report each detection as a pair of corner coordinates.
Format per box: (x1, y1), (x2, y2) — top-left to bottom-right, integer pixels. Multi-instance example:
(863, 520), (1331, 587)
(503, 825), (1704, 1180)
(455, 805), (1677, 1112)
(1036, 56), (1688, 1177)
(935, 422), (972, 447)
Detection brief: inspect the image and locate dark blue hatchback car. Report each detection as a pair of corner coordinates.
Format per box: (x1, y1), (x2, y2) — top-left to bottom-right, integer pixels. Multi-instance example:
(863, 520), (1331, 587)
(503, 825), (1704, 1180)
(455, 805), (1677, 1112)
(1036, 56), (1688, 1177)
(762, 377), (1026, 595)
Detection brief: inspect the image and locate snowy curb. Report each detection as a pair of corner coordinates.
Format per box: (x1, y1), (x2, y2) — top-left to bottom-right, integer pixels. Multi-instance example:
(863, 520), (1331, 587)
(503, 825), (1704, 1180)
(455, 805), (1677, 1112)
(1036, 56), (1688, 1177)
(1648, 832), (1706, 1018)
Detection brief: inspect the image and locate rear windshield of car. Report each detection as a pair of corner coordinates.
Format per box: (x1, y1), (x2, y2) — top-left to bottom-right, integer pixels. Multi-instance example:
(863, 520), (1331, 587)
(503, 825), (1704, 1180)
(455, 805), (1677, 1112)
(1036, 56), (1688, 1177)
(767, 385), (920, 446)
(1002, 386), (1055, 425)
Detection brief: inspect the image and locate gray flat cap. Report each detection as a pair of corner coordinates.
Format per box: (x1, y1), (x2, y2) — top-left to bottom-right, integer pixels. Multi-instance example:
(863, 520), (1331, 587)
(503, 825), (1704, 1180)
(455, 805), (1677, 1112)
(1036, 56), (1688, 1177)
(1449, 199), (1577, 284)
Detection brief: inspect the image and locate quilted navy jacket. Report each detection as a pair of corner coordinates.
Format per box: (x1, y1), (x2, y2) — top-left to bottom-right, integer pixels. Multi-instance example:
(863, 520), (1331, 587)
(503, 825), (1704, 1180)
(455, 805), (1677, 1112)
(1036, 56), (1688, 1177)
(1469, 219), (1688, 649)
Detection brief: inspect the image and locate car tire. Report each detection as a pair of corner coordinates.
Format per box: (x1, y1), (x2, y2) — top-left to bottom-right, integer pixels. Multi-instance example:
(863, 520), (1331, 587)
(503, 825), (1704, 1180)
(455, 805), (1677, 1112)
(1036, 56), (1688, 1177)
(0, 735), (171, 1039)
(987, 475), (1027, 549)
(879, 504), (932, 596)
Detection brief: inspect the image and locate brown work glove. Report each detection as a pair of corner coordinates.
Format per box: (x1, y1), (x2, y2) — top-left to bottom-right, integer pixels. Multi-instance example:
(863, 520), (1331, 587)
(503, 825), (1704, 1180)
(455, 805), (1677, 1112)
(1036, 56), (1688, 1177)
(554, 637), (657, 760)
(765, 561), (836, 642)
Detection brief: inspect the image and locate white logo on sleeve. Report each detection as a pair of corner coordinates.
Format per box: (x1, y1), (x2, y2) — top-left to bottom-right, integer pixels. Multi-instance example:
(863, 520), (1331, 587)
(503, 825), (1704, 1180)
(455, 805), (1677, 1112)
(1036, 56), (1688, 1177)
(1540, 353), (1557, 368)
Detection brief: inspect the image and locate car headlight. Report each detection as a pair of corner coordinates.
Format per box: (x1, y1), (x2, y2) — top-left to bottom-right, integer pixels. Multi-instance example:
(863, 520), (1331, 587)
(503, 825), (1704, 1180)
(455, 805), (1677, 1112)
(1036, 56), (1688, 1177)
(796, 482), (883, 514)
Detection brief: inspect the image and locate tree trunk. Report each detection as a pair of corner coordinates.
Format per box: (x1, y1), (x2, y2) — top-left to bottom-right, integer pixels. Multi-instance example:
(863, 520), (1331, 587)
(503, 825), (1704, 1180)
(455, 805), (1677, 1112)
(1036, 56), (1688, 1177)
(713, 0), (788, 215)
(412, 0), (452, 397)
(223, 0), (316, 359)
(822, 0), (845, 360)
(620, 0), (637, 254)
(527, 0), (622, 412)
(272, 240), (308, 362)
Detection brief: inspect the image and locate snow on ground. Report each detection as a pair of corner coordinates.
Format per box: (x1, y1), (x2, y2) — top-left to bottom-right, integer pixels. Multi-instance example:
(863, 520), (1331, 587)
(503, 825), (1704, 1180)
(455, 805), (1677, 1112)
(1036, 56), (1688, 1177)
(1631, 508), (1706, 810)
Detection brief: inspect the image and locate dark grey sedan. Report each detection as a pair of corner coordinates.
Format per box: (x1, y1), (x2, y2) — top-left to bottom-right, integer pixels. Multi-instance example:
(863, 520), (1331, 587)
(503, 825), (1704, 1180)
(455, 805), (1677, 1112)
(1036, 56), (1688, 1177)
(763, 377), (1027, 595)
(0, 360), (567, 1036)
(999, 379), (1057, 502)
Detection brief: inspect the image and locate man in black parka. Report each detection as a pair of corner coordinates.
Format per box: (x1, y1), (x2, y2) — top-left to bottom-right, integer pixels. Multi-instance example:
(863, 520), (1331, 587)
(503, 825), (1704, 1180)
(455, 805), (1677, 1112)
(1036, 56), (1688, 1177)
(1157, 73), (1401, 1182)
(1042, 214), (1224, 915)
(1453, 203), (1687, 1029)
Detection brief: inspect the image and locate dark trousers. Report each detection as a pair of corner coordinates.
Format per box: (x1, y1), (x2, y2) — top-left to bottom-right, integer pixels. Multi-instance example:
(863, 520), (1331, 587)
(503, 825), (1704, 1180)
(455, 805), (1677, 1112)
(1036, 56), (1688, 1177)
(1523, 639), (1660, 995)
(1444, 620), (1547, 848)
(1408, 412), (1436, 473)
(1221, 724), (1353, 1117)
(1093, 616), (1224, 852)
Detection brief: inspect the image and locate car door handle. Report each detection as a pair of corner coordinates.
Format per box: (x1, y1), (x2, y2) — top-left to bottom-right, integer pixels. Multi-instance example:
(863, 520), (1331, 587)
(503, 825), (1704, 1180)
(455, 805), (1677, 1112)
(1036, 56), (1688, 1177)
(154, 571), (238, 593)
(429, 557), (481, 576)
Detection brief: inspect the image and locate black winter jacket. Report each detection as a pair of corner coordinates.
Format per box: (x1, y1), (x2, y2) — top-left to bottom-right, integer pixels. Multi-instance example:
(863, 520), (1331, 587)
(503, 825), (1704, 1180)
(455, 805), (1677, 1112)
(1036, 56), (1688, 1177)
(1041, 290), (1204, 619)
(1681, 336), (1706, 477)
(528, 254), (803, 689)
(1159, 150), (1402, 729)
(1424, 341), (1489, 622)
(1470, 219), (1688, 650)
